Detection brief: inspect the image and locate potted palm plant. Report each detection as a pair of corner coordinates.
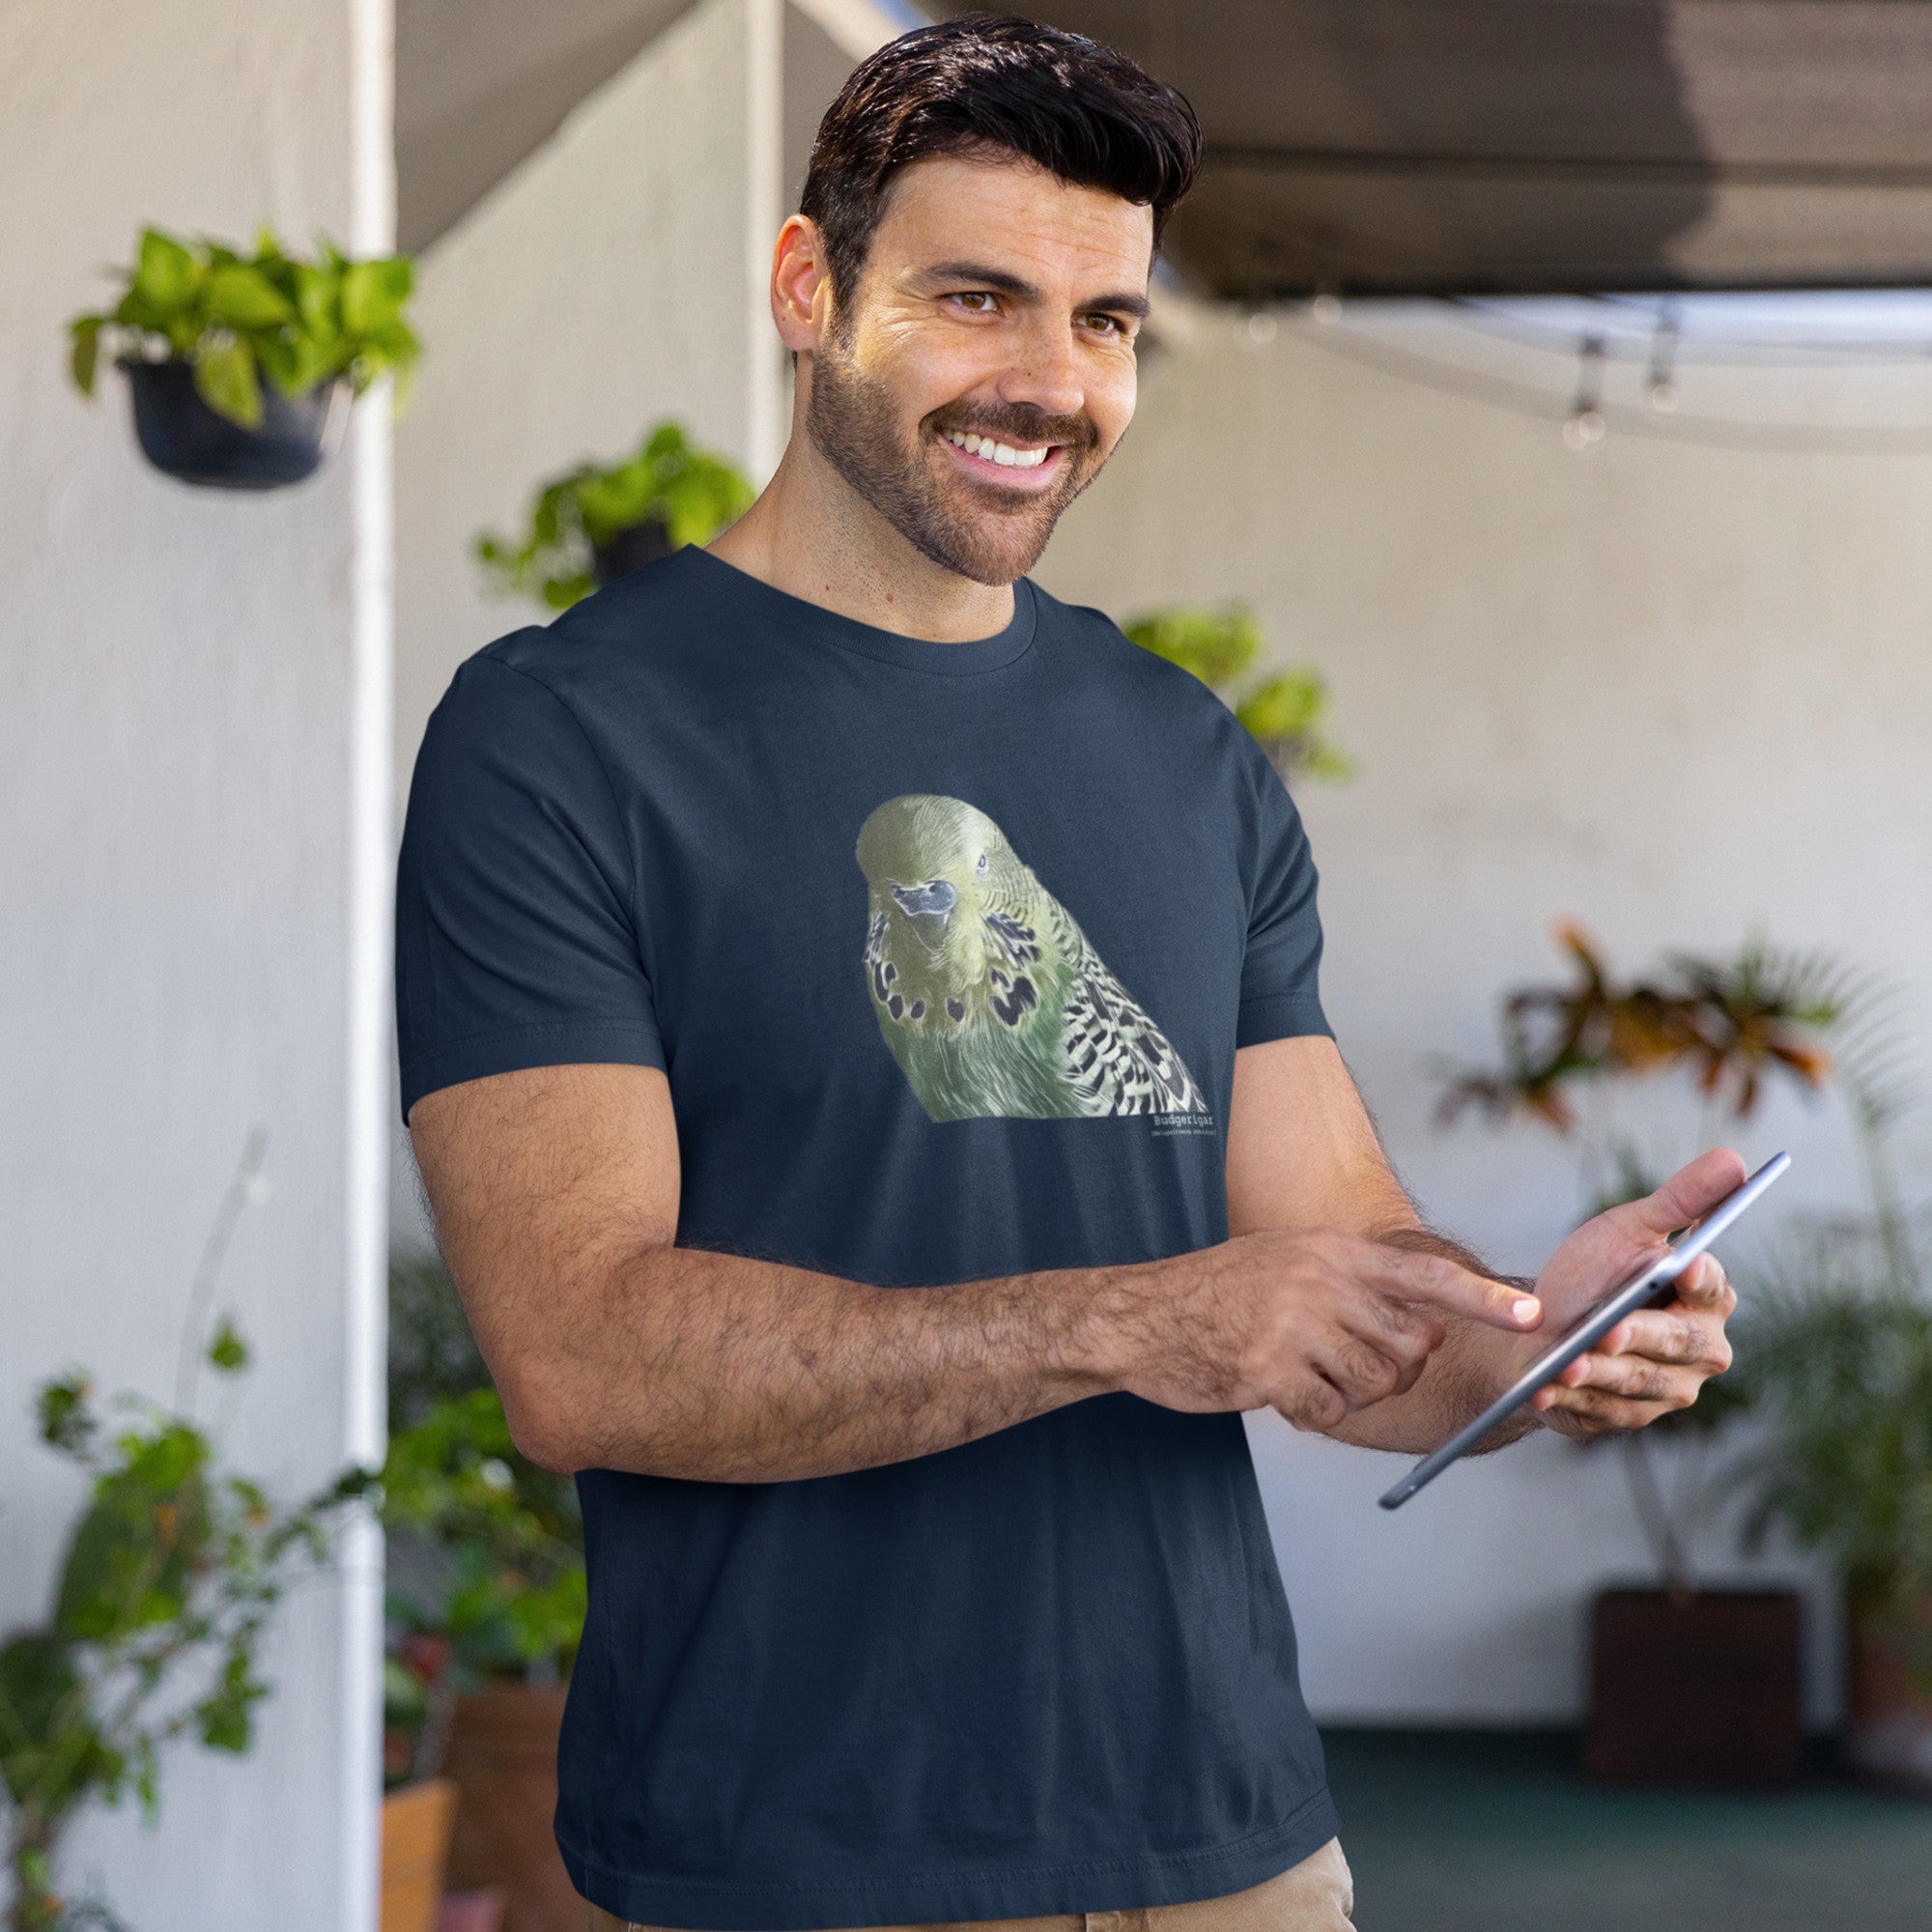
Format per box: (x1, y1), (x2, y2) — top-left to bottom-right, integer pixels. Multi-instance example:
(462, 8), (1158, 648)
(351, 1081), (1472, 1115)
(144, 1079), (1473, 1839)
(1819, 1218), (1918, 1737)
(1122, 603), (1353, 786)
(1728, 1213), (1932, 1790)
(67, 224), (420, 489)
(475, 421), (753, 611)
(1439, 926), (1896, 1785)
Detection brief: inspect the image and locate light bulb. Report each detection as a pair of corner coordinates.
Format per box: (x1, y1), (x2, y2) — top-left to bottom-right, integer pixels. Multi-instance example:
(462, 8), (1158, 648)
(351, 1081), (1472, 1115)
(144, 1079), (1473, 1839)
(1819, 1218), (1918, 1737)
(1309, 292), (1342, 326)
(1647, 378), (1680, 414)
(1247, 310), (1279, 345)
(1563, 335), (1608, 450)
(1563, 408), (1607, 451)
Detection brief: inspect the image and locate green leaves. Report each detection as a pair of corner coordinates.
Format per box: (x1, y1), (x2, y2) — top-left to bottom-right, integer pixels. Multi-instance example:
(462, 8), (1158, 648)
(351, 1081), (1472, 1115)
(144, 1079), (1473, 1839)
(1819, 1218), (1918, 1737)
(66, 222), (422, 429)
(206, 1317), (248, 1375)
(0, 1634), (108, 1812)
(130, 228), (198, 320)
(1122, 603), (1354, 786)
(37, 1376), (97, 1456)
(340, 255), (412, 334)
(1235, 672), (1356, 781)
(474, 420), (754, 611)
(203, 264), (295, 330)
(382, 1387), (586, 1681)
(193, 337), (264, 429)
(1725, 1231), (1932, 1619)
(69, 316), (103, 396)
(5, 1358), (370, 1899)
(1124, 604), (1260, 688)
(53, 1425), (213, 1641)
(194, 1645), (267, 1753)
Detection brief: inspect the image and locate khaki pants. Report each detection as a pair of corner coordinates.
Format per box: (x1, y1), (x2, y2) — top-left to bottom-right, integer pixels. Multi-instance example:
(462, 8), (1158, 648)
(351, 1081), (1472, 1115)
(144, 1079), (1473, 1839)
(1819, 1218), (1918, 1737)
(587, 1836), (1356, 1932)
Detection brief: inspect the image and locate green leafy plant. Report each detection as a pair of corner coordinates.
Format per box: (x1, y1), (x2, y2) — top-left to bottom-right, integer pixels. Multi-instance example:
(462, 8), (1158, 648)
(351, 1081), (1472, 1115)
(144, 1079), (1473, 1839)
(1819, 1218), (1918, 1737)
(379, 1256), (584, 1784)
(382, 1389), (585, 1689)
(476, 421), (754, 611)
(0, 1134), (371, 1932)
(1122, 604), (1353, 785)
(67, 224), (421, 431)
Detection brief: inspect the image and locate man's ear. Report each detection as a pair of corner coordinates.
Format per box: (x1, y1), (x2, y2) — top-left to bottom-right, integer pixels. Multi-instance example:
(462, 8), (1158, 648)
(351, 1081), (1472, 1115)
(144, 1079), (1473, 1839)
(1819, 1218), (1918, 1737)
(771, 214), (830, 357)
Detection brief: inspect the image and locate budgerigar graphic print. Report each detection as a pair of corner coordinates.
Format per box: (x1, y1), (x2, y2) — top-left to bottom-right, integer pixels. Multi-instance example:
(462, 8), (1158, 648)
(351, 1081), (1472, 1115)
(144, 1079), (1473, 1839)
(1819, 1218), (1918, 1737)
(856, 793), (1208, 1122)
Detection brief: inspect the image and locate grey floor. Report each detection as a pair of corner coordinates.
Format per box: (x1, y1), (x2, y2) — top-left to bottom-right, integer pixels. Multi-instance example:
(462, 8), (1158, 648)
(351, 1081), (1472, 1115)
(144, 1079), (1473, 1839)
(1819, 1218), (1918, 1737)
(1321, 1729), (1932, 1932)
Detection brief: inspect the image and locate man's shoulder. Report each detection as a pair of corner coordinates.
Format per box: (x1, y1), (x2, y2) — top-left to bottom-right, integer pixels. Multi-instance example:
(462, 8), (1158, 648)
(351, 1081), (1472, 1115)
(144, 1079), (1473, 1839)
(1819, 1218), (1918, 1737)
(1025, 578), (1256, 724)
(457, 549), (720, 713)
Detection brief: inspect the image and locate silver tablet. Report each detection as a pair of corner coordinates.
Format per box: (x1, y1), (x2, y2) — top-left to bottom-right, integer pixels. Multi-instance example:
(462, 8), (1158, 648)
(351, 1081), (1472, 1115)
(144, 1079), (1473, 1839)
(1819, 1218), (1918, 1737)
(1377, 1151), (1791, 1511)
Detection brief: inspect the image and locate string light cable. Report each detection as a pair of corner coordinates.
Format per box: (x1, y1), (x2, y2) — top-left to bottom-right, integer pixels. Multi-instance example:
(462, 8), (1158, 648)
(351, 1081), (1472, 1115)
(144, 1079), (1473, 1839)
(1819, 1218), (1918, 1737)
(1264, 290), (1932, 454)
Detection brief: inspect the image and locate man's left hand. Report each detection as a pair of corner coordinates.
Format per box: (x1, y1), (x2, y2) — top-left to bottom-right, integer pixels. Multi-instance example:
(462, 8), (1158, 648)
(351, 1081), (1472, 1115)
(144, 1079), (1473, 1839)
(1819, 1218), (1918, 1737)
(1520, 1149), (1744, 1438)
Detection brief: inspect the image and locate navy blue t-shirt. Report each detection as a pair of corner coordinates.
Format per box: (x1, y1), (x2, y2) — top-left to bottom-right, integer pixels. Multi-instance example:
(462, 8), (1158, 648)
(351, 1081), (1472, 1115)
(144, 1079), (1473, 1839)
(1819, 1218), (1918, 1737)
(395, 545), (1340, 1928)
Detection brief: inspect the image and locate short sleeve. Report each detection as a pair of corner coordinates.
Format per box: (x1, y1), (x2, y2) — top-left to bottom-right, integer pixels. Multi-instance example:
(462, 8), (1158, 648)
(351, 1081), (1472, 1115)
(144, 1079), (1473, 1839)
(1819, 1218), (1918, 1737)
(1235, 764), (1332, 1047)
(394, 650), (665, 1122)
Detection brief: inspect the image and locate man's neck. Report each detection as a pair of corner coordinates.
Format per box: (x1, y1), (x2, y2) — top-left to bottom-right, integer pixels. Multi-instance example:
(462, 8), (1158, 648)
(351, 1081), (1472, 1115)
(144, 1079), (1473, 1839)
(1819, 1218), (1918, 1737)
(707, 433), (1018, 644)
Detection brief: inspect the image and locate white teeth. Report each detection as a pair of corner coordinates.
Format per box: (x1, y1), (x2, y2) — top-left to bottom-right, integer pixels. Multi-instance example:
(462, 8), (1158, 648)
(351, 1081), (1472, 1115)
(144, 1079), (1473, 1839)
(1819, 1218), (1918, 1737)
(946, 430), (1047, 469)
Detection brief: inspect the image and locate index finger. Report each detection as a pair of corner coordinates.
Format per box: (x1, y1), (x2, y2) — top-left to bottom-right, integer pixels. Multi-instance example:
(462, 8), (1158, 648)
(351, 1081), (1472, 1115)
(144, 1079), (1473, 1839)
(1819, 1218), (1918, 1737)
(1363, 1242), (1543, 1332)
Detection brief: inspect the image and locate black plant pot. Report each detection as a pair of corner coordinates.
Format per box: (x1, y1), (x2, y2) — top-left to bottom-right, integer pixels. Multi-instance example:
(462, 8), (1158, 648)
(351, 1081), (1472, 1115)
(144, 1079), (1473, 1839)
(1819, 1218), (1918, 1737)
(122, 355), (349, 490)
(591, 514), (673, 585)
(1584, 1585), (1804, 1787)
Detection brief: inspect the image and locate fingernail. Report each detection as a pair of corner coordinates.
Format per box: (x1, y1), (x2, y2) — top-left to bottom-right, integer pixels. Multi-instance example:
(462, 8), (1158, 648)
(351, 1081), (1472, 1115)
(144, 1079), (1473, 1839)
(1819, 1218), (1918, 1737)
(1513, 1297), (1541, 1324)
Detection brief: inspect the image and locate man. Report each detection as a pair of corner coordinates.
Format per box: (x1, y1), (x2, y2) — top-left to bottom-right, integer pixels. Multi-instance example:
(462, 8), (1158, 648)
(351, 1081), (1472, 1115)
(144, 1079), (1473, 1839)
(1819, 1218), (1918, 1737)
(396, 17), (1738, 1931)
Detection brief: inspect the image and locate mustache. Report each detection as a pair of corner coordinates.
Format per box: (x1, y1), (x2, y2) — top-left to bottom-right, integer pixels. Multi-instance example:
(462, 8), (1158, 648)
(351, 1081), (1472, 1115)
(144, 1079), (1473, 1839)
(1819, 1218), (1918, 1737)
(928, 403), (1098, 452)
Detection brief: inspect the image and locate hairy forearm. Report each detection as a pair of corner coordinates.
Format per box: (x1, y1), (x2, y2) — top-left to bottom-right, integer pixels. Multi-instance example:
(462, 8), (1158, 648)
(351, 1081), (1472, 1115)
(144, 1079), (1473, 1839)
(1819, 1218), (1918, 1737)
(1321, 1226), (1543, 1456)
(506, 1241), (1141, 1483)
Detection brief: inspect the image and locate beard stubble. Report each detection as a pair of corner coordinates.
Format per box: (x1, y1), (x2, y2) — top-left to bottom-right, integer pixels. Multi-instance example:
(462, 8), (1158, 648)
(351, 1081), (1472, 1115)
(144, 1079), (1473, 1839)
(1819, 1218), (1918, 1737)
(804, 330), (1106, 587)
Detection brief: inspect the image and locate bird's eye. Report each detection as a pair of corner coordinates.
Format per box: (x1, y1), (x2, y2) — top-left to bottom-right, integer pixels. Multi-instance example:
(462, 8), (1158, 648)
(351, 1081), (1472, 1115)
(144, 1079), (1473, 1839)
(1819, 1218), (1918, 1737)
(976, 852), (988, 874)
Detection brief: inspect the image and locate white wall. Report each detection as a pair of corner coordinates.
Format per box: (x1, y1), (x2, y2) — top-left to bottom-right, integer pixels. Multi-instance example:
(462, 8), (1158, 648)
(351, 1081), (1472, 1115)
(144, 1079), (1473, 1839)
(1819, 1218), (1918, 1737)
(1035, 303), (1932, 1724)
(0, 0), (390, 1924)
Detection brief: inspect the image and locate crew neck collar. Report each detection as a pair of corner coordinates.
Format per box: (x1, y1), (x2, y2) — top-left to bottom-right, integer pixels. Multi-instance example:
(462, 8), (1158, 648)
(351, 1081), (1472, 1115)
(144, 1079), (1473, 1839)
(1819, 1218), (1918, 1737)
(677, 544), (1038, 676)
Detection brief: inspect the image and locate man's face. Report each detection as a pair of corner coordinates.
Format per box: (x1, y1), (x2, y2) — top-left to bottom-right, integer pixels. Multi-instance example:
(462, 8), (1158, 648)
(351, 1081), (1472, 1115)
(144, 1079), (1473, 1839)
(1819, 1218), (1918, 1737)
(802, 155), (1152, 586)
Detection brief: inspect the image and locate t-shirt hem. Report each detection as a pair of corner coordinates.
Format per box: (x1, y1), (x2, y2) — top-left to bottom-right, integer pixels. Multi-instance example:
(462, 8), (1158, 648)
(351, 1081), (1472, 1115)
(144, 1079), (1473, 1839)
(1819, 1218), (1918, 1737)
(558, 1784), (1342, 1931)
(1234, 995), (1334, 1049)
(399, 1018), (666, 1122)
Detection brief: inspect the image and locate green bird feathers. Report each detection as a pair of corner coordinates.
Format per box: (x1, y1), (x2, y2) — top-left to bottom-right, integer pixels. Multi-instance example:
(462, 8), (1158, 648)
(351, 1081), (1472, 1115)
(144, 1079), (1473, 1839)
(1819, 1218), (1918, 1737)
(856, 794), (1208, 1122)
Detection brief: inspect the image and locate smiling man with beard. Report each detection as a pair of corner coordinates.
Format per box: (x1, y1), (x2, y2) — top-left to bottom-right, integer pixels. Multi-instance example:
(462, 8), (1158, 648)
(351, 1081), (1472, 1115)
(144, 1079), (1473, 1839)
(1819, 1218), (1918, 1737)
(395, 16), (1743, 1931)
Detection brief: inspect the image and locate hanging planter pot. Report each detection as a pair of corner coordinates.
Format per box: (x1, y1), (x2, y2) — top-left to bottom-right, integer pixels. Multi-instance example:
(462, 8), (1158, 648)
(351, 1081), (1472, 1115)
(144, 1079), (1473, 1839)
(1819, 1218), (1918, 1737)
(590, 512), (673, 585)
(68, 222), (420, 493)
(122, 355), (351, 490)
(475, 421), (753, 611)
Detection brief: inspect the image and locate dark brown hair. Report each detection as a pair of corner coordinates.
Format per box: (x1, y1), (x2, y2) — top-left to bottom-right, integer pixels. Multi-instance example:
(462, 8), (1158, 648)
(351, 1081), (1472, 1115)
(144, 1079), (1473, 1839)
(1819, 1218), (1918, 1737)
(800, 14), (1202, 305)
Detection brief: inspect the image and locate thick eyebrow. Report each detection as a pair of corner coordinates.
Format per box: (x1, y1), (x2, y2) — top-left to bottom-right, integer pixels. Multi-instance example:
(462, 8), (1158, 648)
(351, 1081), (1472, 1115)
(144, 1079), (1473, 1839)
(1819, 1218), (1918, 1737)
(912, 259), (1151, 322)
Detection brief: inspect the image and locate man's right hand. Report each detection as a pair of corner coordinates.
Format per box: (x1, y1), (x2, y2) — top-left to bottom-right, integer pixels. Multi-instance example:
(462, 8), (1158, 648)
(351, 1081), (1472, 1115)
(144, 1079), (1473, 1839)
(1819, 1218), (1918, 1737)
(1110, 1230), (1544, 1434)
(409, 1058), (1543, 1482)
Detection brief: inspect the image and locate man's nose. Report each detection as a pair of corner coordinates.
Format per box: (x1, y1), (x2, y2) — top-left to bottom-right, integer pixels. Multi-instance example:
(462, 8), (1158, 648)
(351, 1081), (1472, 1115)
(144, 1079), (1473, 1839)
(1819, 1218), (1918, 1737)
(995, 319), (1085, 420)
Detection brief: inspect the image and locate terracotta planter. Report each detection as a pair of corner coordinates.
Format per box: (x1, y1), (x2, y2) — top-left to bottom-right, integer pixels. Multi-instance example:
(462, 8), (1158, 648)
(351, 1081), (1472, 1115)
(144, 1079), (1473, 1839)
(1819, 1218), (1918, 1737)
(438, 1889), (509, 1932)
(1846, 1593), (1932, 1791)
(381, 1777), (458, 1932)
(443, 1683), (582, 1932)
(1584, 1586), (1804, 1787)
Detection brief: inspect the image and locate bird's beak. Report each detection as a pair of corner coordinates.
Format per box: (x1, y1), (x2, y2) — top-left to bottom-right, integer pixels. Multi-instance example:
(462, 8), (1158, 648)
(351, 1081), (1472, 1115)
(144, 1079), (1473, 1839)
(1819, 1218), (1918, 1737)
(891, 878), (955, 950)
